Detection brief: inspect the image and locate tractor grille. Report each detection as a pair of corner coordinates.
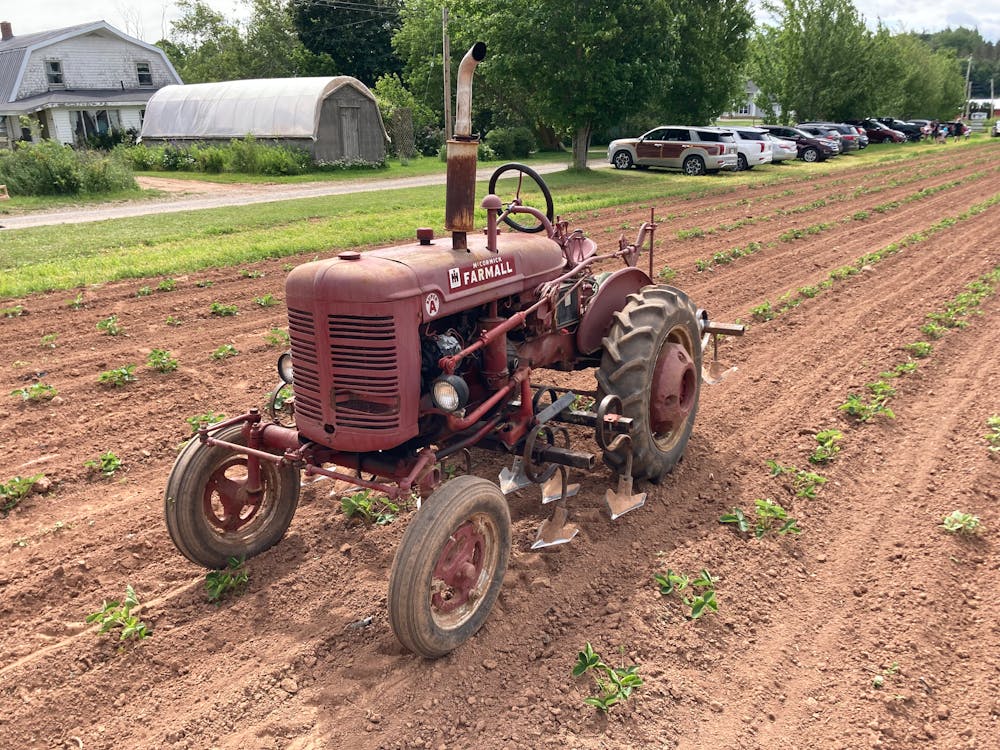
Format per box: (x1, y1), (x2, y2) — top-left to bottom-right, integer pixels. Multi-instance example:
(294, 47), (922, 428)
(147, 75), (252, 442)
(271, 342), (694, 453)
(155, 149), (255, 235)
(328, 314), (400, 429)
(287, 308), (322, 423)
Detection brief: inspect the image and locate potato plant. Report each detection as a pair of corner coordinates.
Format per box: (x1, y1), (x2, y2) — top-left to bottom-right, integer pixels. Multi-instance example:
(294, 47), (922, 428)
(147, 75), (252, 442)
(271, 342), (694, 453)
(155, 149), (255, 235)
(147, 349), (178, 372)
(572, 643), (643, 713)
(10, 382), (57, 402)
(97, 365), (138, 387)
(341, 490), (399, 525)
(1, 474), (45, 516)
(205, 557), (249, 603)
(941, 511), (981, 535)
(84, 451), (123, 477)
(86, 585), (151, 643)
(96, 314), (122, 336)
(211, 344), (238, 360)
(209, 302), (238, 317)
(654, 568), (718, 619)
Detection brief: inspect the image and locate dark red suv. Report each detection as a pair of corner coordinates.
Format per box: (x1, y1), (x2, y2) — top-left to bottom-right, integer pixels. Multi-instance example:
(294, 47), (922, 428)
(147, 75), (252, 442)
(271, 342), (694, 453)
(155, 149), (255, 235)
(760, 125), (839, 162)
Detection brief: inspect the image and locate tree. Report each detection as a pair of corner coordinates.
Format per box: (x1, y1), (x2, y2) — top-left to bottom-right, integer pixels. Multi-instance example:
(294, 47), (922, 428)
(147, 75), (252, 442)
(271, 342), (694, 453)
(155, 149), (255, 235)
(290, 0), (403, 85)
(162, 0), (334, 83)
(750, 0), (881, 122)
(654, 0), (754, 124)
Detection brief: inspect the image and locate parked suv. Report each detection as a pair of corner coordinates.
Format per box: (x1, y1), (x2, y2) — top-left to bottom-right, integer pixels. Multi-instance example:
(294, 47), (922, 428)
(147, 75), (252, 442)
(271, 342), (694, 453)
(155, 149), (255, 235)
(715, 126), (774, 170)
(760, 124), (839, 162)
(608, 126), (738, 175)
(845, 118), (905, 144)
(874, 118), (922, 142)
(798, 122), (860, 152)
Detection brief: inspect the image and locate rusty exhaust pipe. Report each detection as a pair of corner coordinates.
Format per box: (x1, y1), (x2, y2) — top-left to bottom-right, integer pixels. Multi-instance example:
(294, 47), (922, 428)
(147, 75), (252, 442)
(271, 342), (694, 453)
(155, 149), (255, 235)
(446, 41), (487, 250)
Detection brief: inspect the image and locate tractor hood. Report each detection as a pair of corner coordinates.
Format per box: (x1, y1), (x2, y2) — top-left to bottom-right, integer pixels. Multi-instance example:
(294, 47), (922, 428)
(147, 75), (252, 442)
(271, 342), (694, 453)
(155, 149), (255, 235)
(286, 232), (566, 323)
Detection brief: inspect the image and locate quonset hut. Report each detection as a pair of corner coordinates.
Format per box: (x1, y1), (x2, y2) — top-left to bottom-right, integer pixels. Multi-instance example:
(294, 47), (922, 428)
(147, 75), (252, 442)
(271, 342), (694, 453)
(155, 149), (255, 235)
(140, 77), (387, 163)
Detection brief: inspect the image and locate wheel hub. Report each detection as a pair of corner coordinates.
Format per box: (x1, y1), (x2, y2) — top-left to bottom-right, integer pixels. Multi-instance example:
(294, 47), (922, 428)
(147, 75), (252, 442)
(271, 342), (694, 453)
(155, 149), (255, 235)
(431, 521), (485, 614)
(203, 459), (263, 532)
(650, 342), (696, 437)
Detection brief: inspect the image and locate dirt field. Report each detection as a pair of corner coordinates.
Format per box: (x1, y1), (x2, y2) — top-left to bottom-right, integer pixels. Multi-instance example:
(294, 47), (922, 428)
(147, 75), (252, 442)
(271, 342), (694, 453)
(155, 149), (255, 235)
(1, 143), (999, 749)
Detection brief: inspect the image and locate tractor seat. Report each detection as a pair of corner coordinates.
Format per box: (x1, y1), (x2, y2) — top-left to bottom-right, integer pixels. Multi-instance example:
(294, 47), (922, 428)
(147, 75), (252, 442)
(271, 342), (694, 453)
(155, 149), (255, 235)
(564, 230), (597, 265)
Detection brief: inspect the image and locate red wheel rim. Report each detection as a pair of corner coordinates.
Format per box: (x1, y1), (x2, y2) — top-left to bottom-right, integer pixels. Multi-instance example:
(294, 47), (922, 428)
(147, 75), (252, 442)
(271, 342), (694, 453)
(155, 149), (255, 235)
(650, 340), (697, 445)
(203, 457), (262, 532)
(431, 520), (485, 614)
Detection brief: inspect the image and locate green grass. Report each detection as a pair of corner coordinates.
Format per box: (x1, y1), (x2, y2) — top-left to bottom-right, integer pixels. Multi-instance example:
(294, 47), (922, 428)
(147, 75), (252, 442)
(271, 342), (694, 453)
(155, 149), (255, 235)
(1, 139), (994, 299)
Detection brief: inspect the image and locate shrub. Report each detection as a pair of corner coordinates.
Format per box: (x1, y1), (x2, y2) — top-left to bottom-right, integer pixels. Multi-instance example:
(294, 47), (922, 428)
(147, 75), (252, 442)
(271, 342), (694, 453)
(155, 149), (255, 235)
(485, 126), (537, 159)
(0, 140), (81, 195)
(194, 145), (226, 173)
(79, 151), (136, 193)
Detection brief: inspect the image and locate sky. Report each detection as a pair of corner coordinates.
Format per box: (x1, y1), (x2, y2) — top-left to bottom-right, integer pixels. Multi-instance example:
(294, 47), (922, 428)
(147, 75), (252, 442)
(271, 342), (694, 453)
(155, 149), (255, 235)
(3, 1), (999, 45)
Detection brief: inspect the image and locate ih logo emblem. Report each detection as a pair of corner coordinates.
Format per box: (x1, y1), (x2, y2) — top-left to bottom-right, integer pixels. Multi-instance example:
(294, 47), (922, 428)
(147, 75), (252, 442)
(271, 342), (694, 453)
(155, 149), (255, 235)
(448, 267), (461, 289)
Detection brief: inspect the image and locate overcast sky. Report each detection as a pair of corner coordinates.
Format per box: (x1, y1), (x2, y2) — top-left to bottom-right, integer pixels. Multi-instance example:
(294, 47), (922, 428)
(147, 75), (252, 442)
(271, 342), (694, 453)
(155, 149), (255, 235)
(3, 1), (998, 46)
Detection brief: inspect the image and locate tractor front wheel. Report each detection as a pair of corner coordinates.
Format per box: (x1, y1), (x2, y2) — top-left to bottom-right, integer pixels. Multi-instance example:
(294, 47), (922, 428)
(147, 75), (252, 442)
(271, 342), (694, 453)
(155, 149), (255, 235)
(388, 476), (510, 658)
(164, 423), (300, 569)
(597, 286), (702, 481)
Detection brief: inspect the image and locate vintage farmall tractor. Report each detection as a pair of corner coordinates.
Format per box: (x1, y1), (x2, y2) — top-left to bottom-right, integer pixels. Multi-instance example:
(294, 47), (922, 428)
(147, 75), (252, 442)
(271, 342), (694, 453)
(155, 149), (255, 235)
(164, 42), (742, 657)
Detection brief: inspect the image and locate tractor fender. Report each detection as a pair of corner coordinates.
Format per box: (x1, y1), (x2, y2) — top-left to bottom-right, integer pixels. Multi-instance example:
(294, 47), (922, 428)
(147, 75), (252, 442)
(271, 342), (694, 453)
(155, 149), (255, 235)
(576, 267), (653, 354)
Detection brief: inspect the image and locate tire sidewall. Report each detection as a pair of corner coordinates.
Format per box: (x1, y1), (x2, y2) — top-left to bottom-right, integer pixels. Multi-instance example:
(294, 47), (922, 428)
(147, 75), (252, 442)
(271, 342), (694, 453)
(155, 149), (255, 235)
(388, 476), (510, 657)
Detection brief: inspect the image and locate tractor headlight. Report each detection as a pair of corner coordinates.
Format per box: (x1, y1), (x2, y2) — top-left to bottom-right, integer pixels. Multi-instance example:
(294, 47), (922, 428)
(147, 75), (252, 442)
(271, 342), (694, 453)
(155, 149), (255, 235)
(277, 352), (294, 384)
(432, 375), (469, 413)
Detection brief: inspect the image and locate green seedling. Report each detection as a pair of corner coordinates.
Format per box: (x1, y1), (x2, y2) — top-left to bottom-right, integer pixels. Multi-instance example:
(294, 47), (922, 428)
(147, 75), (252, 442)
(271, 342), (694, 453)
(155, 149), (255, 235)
(68, 292), (85, 310)
(205, 557), (249, 603)
(86, 585), (151, 643)
(136, 286), (152, 297)
(572, 643), (643, 713)
(97, 365), (137, 387)
(96, 315), (122, 336)
(809, 429), (843, 464)
(1, 474), (44, 516)
(254, 294), (277, 307)
(240, 269), (264, 279)
(271, 385), (294, 410)
(904, 341), (933, 358)
(84, 451), (123, 477)
(2, 304), (25, 317)
(40, 333), (58, 348)
(919, 322), (946, 339)
(766, 460), (827, 498)
(341, 489), (399, 525)
(798, 285), (819, 299)
(676, 227), (705, 240)
(719, 507), (750, 532)
(986, 415), (1000, 452)
(751, 300), (774, 322)
(753, 498), (801, 537)
(211, 344), (238, 360)
(165, 315), (182, 326)
(941, 510), (981, 535)
(872, 661), (900, 689)
(195, 280), (214, 288)
(282, 263), (294, 272)
(209, 302), (238, 317)
(879, 362), (917, 378)
(156, 278), (176, 292)
(658, 266), (677, 282)
(264, 327), (290, 347)
(694, 258), (710, 272)
(840, 380), (896, 422)
(186, 412), (225, 433)
(147, 349), (178, 372)
(10, 382), (57, 402)
(654, 567), (718, 619)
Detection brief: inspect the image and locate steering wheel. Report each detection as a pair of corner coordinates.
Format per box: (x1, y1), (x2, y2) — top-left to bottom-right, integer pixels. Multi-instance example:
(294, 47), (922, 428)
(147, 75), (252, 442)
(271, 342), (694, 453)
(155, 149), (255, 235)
(487, 163), (554, 233)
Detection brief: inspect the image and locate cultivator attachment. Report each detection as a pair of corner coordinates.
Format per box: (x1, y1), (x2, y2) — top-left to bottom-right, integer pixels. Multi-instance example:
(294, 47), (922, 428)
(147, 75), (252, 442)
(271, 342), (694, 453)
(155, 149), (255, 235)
(532, 467), (580, 549)
(603, 439), (647, 520)
(700, 318), (745, 385)
(499, 457), (533, 494)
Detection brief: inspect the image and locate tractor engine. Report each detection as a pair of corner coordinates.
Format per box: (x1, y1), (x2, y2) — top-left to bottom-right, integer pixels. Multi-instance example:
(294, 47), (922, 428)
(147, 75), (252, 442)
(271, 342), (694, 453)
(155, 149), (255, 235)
(284, 231), (568, 454)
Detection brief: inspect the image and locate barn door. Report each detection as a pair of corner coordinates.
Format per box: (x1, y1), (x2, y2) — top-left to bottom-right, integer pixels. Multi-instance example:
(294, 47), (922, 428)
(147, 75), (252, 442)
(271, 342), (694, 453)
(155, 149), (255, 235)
(340, 106), (360, 160)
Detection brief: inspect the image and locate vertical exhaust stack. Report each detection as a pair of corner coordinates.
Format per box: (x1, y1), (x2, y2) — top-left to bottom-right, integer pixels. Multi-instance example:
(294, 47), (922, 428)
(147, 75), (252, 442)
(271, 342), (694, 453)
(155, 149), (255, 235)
(445, 41), (487, 251)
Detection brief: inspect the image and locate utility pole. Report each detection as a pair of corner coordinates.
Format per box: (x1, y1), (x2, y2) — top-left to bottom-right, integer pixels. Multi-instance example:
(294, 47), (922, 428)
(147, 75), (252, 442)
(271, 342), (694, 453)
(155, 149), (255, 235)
(992, 78), (996, 118)
(442, 7), (452, 140)
(963, 55), (972, 120)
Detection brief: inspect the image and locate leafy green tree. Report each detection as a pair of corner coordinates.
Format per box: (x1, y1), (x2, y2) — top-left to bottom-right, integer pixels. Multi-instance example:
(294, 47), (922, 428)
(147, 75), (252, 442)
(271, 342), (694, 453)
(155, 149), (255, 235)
(655, 0), (754, 124)
(162, 0), (334, 82)
(290, 0), (402, 85)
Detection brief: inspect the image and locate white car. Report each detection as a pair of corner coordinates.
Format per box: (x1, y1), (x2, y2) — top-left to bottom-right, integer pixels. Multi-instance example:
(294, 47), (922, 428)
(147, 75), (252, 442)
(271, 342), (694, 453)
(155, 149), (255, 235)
(765, 134), (797, 162)
(713, 126), (773, 170)
(993, 121), (1000, 137)
(607, 126), (739, 175)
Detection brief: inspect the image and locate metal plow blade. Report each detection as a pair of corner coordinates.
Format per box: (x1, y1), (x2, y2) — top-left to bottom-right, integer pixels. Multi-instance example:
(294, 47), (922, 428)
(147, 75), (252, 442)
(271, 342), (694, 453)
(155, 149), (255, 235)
(541, 471), (579, 504)
(605, 474), (647, 520)
(531, 505), (579, 549)
(499, 457), (532, 495)
(702, 360), (738, 385)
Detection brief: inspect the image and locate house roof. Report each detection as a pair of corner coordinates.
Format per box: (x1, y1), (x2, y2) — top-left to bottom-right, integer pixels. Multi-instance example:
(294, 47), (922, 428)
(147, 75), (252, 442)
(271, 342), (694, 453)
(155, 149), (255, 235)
(0, 20), (180, 104)
(3, 88), (158, 115)
(140, 77), (384, 141)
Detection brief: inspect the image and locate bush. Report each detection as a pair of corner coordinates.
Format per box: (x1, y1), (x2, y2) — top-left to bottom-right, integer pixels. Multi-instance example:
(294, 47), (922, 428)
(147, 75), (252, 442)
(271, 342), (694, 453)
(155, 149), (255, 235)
(79, 151), (136, 192)
(192, 145), (226, 173)
(416, 126), (445, 157)
(0, 140), (135, 196)
(114, 144), (162, 170)
(255, 145), (310, 175)
(485, 126), (536, 159)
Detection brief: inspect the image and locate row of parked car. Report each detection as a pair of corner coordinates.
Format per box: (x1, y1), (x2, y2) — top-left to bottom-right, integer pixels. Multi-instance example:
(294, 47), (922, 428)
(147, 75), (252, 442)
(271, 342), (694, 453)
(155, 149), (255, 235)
(606, 117), (944, 176)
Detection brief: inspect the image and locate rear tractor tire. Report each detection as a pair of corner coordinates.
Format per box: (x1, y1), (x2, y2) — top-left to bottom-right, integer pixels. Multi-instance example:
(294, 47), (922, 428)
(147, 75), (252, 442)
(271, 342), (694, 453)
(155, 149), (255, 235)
(597, 286), (702, 482)
(388, 476), (511, 658)
(164, 424), (300, 569)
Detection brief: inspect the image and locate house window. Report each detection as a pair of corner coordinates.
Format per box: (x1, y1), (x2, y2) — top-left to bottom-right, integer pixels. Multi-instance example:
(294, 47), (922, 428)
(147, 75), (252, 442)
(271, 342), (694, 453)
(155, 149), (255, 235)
(72, 109), (122, 144)
(136, 62), (153, 87)
(46, 60), (64, 86)
(737, 103), (751, 116)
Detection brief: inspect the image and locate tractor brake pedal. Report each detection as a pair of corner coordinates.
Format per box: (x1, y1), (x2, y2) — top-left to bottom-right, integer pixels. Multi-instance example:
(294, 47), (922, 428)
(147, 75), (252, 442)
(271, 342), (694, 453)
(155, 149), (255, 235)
(605, 473), (647, 520)
(541, 471), (579, 504)
(531, 504), (579, 549)
(499, 457), (532, 495)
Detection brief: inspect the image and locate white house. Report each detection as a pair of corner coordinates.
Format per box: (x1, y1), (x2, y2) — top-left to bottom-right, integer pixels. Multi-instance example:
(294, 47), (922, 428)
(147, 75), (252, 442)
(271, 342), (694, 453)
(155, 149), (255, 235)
(0, 19), (181, 149)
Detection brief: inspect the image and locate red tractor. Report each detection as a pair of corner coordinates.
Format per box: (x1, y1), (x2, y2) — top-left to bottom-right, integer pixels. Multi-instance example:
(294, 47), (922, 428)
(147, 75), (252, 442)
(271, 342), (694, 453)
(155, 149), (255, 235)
(164, 42), (741, 657)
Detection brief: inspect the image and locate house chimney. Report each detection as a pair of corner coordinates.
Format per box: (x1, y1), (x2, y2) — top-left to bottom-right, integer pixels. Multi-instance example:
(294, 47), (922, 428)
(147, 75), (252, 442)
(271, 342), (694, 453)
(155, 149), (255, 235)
(1, 22), (13, 42)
